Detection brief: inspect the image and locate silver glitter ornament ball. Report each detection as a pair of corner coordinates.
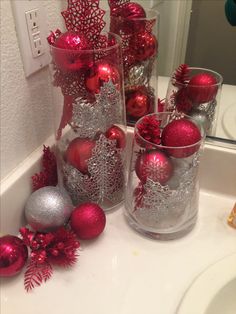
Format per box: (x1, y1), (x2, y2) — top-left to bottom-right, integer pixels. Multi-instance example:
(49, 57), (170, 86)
(25, 186), (73, 232)
(128, 64), (146, 86)
(190, 109), (211, 132)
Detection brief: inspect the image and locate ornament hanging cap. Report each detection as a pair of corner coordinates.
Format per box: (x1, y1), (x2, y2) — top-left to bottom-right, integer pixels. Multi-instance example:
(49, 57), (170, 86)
(61, 0), (106, 48)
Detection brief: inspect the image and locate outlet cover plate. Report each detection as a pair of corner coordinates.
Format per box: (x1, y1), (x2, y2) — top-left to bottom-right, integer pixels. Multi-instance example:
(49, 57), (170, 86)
(11, 0), (50, 77)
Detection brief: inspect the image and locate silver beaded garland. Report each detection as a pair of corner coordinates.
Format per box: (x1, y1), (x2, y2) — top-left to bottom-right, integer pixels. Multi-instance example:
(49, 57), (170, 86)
(25, 186), (73, 231)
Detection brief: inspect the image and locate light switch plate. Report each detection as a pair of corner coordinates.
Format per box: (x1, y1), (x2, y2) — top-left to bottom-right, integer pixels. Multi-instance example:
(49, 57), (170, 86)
(11, 0), (50, 77)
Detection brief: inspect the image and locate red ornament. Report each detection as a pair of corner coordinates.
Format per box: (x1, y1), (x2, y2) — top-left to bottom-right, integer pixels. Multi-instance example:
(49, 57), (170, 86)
(131, 31), (157, 62)
(126, 87), (154, 120)
(118, 2), (146, 19)
(187, 73), (218, 104)
(70, 203), (106, 240)
(53, 31), (92, 72)
(162, 118), (202, 158)
(0, 235), (28, 277)
(135, 150), (173, 185)
(86, 62), (120, 94)
(66, 138), (96, 174)
(105, 125), (126, 149)
(175, 88), (193, 114)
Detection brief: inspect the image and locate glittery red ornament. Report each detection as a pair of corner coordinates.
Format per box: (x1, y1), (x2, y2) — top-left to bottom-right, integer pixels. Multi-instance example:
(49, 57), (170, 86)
(0, 235), (28, 277)
(187, 73), (218, 104)
(135, 150), (173, 185)
(162, 118), (202, 158)
(105, 125), (126, 149)
(131, 31), (157, 62)
(175, 88), (193, 114)
(126, 87), (154, 120)
(53, 31), (92, 72)
(66, 138), (96, 174)
(70, 203), (106, 240)
(118, 2), (146, 19)
(86, 62), (120, 94)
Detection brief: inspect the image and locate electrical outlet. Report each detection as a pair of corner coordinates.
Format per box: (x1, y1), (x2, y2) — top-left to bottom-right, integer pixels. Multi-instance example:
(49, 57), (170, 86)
(11, 1), (50, 77)
(25, 9), (45, 57)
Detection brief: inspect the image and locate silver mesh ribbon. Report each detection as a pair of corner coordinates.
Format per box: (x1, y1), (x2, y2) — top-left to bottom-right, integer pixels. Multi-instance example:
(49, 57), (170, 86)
(71, 80), (122, 138)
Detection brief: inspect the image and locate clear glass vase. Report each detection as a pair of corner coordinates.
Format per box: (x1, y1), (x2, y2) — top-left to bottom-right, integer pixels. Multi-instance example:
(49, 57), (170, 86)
(49, 32), (127, 212)
(110, 9), (159, 125)
(164, 67), (223, 136)
(125, 112), (205, 240)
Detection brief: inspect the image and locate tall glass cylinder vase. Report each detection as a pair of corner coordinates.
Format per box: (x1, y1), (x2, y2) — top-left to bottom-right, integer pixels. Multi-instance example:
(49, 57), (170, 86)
(110, 9), (159, 125)
(49, 32), (127, 212)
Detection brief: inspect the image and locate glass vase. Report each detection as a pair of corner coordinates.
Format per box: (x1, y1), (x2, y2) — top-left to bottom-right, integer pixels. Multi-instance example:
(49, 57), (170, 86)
(164, 67), (223, 136)
(125, 112), (205, 240)
(49, 32), (127, 212)
(110, 9), (159, 125)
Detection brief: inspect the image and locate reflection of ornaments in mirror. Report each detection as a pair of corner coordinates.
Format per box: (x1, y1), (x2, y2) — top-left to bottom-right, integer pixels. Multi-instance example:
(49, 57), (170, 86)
(131, 32), (157, 62)
(66, 138), (96, 174)
(190, 109), (211, 133)
(187, 73), (218, 104)
(162, 118), (202, 158)
(126, 87), (154, 119)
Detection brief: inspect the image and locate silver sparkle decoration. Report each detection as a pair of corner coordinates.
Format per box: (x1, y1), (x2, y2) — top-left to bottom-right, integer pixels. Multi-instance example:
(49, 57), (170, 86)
(25, 186), (73, 232)
(126, 57), (155, 88)
(190, 109), (211, 132)
(63, 134), (125, 206)
(134, 153), (200, 229)
(70, 80), (122, 138)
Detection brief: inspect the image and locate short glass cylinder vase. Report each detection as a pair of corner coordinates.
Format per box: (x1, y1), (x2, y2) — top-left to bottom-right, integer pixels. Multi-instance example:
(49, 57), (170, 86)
(165, 67), (223, 136)
(49, 32), (127, 212)
(110, 9), (159, 125)
(125, 112), (205, 240)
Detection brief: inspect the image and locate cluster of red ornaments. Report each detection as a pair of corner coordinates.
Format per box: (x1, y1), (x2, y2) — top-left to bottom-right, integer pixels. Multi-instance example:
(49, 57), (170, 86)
(109, 1), (158, 123)
(172, 64), (219, 114)
(135, 115), (202, 186)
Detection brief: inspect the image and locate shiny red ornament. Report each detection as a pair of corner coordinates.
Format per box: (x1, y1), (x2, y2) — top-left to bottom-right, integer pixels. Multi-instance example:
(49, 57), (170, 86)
(66, 138), (96, 174)
(126, 87), (154, 120)
(118, 2), (146, 19)
(131, 31), (157, 62)
(162, 118), (202, 158)
(86, 62), (120, 94)
(105, 125), (126, 149)
(70, 203), (106, 240)
(0, 235), (28, 277)
(53, 31), (92, 72)
(175, 88), (193, 114)
(135, 150), (173, 185)
(187, 73), (218, 104)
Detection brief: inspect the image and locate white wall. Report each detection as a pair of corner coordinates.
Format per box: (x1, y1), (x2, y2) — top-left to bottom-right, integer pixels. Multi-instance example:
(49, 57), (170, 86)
(0, 1), (64, 180)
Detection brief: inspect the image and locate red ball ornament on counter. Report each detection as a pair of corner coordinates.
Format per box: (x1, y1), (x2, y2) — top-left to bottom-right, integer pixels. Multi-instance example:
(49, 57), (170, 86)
(66, 138), (96, 174)
(85, 62), (120, 94)
(0, 235), (28, 277)
(135, 150), (173, 185)
(53, 31), (92, 72)
(187, 73), (218, 104)
(105, 125), (126, 149)
(70, 203), (106, 240)
(162, 118), (202, 158)
(131, 31), (157, 62)
(126, 87), (154, 120)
